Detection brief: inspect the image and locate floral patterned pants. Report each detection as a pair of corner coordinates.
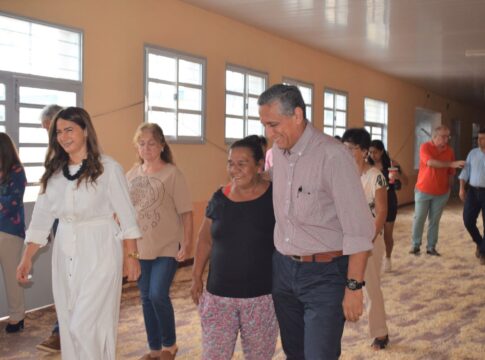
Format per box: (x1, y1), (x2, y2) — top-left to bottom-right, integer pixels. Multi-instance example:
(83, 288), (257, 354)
(199, 291), (278, 360)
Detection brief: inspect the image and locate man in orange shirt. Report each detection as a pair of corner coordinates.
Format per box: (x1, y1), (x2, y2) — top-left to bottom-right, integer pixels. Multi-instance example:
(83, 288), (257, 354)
(410, 125), (465, 256)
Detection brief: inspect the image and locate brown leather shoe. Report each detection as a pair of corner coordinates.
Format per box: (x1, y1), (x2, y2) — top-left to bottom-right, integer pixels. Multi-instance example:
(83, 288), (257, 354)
(36, 333), (61, 353)
(160, 347), (178, 360)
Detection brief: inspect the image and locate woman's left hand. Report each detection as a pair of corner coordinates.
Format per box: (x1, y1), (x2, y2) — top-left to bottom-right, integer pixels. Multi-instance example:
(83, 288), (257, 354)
(124, 257), (141, 281)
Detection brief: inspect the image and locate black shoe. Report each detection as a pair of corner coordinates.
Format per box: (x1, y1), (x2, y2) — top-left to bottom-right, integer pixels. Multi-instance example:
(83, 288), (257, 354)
(409, 247), (420, 255)
(5, 319), (24, 333)
(371, 335), (389, 350)
(476, 246), (481, 259)
(426, 248), (441, 256)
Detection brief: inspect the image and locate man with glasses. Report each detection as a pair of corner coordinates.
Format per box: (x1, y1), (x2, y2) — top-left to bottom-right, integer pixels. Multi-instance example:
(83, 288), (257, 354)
(410, 125), (465, 256)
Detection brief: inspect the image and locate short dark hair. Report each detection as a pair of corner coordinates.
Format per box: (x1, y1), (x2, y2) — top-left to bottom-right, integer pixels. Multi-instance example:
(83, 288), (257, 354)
(230, 135), (265, 163)
(479, 128), (485, 135)
(341, 128), (371, 150)
(258, 84), (307, 120)
(245, 134), (267, 151)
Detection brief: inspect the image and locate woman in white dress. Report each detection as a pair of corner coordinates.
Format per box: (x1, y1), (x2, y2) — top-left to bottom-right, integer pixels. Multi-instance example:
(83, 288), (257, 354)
(17, 107), (142, 359)
(342, 128), (390, 350)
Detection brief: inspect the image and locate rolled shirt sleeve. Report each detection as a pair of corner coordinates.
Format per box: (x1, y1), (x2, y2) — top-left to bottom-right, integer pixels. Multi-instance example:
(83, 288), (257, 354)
(327, 149), (375, 255)
(458, 151), (472, 182)
(25, 192), (56, 247)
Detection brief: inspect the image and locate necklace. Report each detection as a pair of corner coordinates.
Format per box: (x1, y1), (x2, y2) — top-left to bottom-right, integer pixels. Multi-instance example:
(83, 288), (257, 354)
(62, 159), (87, 181)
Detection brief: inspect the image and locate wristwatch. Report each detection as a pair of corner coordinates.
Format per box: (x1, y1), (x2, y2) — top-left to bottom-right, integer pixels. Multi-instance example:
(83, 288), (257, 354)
(346, 279), (365, 290)
(127, 251), (140, 259)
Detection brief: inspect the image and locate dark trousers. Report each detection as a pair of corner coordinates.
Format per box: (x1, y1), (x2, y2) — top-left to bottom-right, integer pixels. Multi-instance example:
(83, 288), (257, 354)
(272, 250), (348, 360)
(463, 187), (485, 254)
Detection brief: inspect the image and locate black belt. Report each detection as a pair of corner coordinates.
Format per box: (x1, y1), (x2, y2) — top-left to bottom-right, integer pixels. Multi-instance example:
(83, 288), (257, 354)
(470, 185), (485, 191)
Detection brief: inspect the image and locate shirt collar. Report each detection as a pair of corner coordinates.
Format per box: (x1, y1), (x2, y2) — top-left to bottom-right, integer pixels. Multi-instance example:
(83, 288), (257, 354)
(287, 120), (313, 157)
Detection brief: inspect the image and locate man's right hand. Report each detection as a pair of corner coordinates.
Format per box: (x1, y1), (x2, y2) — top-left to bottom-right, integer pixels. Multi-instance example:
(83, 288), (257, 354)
(452, 160), (466, 169)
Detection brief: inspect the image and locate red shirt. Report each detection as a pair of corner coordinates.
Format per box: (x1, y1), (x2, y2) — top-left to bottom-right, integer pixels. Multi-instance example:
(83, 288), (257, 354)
(416, 141), (455, 195)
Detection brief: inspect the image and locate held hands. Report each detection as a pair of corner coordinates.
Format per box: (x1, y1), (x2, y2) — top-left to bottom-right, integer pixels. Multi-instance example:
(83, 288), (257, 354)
(342, 288), (364, 322)
(190, 277), (204, 305)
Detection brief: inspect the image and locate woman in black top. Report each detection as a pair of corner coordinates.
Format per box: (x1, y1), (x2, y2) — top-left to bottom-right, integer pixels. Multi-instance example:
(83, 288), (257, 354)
(369, 140), (408, 272)
(191, 136), (277, 360)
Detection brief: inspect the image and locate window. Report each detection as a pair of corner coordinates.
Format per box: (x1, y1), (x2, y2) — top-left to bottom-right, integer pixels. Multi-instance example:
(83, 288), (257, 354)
(0, 13), (82, 203)
(364, 97), (388, 145)
(145, 47), (205, 142)
(323, 89), (347, 137)
(283, 78), (313, 122)
(225, 66), (267, 141)
(0, 14), (82, 80)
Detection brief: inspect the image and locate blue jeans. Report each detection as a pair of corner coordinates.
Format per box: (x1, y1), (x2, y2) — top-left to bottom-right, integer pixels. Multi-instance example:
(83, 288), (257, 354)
(138, 257), (178, 351)
(411, 189), (450, 249)
(463, 186), (485, 254)
(272, 251), (347, 360)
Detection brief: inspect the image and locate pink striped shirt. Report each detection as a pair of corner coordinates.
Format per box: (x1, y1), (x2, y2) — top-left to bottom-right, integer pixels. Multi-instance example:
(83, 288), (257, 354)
(271, 122), (374, 255)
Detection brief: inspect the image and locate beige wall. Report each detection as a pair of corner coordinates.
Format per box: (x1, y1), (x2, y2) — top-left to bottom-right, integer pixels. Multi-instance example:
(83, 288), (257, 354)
(2, 0), (484, 227)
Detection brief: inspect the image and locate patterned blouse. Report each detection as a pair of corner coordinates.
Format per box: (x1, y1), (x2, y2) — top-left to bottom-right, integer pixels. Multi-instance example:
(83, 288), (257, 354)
(0, 164), (27, 238)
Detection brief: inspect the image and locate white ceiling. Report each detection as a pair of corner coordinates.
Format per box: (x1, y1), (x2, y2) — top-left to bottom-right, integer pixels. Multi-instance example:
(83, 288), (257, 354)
(182, 0), (485, 108)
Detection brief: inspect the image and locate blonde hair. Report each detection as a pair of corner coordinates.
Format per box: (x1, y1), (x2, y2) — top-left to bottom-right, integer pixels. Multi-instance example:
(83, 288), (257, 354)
(133, 123), (174, 164)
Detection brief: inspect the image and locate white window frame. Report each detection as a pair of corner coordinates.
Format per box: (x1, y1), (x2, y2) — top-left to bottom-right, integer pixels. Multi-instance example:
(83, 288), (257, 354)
(144, 45), (206, 144)
(282, 77), (313, 123)
(364, 97), (388, 146)
(1, 73), (83, 203)
(225, 64), (268, 142)
(0, 12), (83, 82)
(0, 12), (83, 203)
(323, 88), (348, 137)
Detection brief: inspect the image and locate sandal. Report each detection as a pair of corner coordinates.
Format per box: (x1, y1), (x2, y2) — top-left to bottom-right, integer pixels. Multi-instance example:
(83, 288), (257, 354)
(371, 335), (389, 350)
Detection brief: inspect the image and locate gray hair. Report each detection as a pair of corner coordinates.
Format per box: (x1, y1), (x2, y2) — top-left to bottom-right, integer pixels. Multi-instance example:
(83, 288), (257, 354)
(257, 84), (307, 120)
(432, 125), (450, 136)
(40, 104), (63, 126)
